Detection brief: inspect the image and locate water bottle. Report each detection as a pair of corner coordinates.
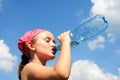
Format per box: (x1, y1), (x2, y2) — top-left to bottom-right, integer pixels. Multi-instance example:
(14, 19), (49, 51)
(56, 14), (108, 51)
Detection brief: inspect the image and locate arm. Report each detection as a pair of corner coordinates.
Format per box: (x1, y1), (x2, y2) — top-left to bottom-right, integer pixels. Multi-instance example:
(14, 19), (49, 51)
(54, 30), (71, 79)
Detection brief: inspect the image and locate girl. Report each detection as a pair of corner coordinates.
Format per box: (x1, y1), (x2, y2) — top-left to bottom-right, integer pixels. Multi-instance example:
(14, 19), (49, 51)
(18, 28), (71, 80)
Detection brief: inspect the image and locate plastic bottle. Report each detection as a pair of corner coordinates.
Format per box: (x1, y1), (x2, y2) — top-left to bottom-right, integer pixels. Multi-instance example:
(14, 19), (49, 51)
(56, 14), (108, 51)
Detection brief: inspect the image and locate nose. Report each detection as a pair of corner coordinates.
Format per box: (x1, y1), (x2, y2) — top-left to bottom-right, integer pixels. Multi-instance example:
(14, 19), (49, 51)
(52, 42), (56, 47)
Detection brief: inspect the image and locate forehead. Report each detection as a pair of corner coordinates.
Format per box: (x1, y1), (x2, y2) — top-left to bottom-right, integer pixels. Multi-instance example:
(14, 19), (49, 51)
(36, 31), (54, 39)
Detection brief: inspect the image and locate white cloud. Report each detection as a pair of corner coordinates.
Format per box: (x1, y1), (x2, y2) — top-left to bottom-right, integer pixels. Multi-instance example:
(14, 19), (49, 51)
(90, 0), (120, 33)
(107, 33), (116, 43)
(88, 36), (105, 50)
(69, 60), (120, 80)
(0, 40), (17, 72)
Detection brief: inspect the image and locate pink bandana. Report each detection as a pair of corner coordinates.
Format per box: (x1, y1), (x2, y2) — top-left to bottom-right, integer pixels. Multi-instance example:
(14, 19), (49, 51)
(18, 28), (46, 57)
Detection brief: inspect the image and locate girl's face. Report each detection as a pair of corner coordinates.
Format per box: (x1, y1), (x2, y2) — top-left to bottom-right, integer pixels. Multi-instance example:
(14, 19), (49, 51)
(32, 31), (56, 60)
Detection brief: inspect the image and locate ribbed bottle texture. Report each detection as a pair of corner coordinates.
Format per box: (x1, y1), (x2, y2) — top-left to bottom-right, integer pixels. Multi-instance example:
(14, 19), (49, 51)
(57, 14), (108, 51)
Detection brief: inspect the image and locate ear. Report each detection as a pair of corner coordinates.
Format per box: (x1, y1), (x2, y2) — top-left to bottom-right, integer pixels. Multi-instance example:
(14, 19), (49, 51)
(26, 42), (35, 51)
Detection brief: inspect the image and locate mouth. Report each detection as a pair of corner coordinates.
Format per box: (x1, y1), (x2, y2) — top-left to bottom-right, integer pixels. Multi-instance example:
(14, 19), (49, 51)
(52, 47), (57, 55)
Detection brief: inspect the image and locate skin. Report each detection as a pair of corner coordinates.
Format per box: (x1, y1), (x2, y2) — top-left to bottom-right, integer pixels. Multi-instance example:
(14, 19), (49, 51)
(21, 30), (71, 80)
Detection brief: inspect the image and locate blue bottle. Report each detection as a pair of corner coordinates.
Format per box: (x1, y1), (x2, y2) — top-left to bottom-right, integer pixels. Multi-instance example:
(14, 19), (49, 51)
(57, 14), (108, 51)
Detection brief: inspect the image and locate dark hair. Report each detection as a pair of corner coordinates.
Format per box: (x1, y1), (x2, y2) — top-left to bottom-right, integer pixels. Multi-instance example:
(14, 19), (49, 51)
(18, 54), (30, 80)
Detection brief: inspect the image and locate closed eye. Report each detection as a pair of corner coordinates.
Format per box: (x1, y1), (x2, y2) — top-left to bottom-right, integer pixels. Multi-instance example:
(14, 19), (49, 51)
(44, 37), (56, 44)
(45, 37), (50, 43)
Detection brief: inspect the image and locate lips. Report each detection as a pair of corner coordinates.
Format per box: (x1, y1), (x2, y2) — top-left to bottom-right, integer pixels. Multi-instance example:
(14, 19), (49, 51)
(52, 47), (57, 55)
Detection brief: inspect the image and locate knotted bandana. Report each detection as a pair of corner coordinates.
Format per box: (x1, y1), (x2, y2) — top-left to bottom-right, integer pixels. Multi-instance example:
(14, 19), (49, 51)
(18, 28), (46, 56)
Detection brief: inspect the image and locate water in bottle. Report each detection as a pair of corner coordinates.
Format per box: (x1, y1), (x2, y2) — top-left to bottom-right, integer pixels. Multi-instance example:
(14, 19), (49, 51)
(57, 14), (108, 51)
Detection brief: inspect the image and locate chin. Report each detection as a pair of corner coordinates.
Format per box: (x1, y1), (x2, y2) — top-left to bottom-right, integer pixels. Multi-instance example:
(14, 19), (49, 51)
(47, 56), (55, 60)
(50, 56), (55, 60)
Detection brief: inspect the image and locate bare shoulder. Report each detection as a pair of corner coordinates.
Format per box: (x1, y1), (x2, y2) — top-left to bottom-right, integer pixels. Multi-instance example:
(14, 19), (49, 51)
(21, 63), (36, 80)
(22, 62), (44, 76)
(22, 62), (61, 80)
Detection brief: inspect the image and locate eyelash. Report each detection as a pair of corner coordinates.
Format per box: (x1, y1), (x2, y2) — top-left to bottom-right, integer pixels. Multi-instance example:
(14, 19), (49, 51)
(46, 39), (50, 43)
(45, 39), (56, 44)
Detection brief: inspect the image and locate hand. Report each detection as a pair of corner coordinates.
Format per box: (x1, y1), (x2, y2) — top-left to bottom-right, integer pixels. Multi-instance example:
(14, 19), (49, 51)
(57, 30), (71, 44)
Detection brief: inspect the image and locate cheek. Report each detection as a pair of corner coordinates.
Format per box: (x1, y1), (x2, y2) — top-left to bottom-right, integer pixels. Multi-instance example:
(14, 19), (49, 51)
(35, 42), (49, 53)
(36, 47), (55, 60)
(35, 42), (55, 60)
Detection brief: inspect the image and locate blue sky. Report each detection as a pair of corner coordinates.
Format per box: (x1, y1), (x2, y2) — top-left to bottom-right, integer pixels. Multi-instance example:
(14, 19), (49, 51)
(0, 0), (120, 80)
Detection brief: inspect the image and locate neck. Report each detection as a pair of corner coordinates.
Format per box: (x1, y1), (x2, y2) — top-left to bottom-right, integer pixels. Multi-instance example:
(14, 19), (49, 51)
(31, 58), (46, 66)
(30, 52), (47, 66)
